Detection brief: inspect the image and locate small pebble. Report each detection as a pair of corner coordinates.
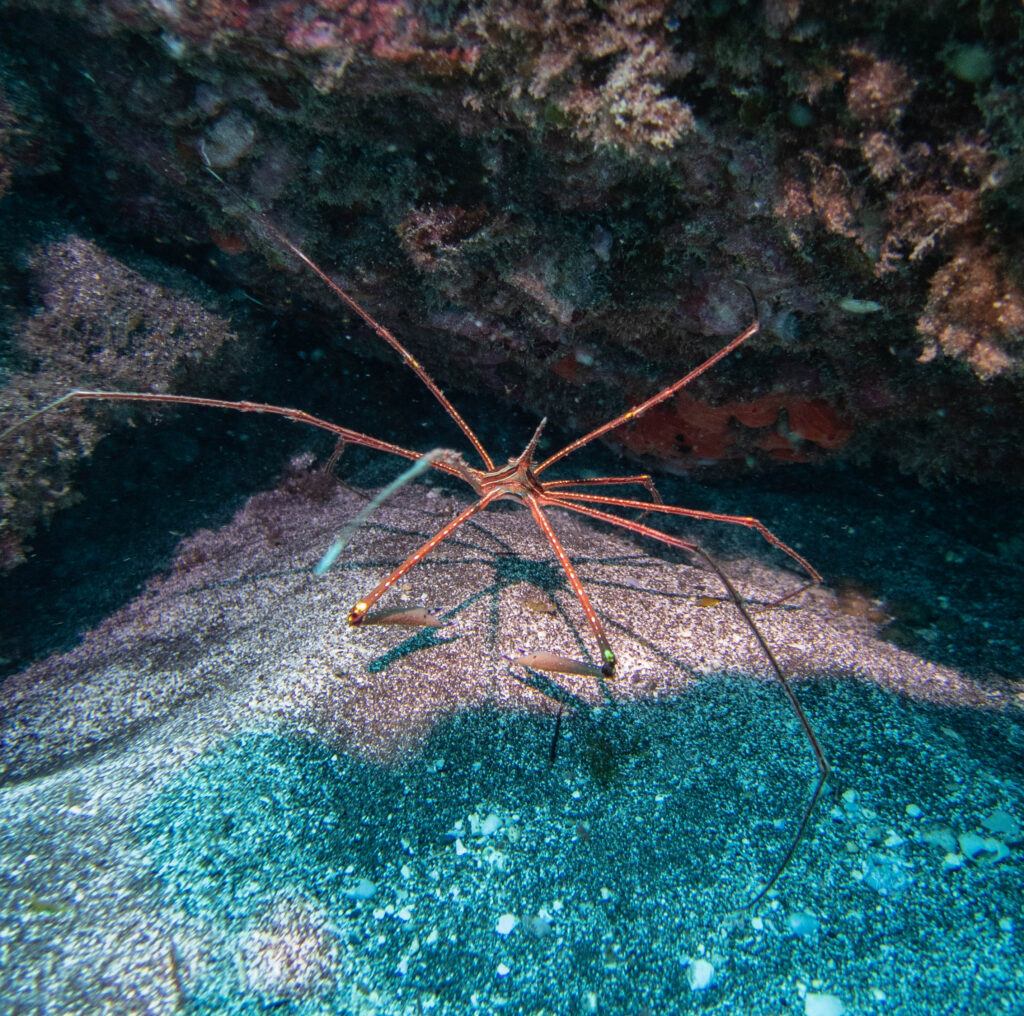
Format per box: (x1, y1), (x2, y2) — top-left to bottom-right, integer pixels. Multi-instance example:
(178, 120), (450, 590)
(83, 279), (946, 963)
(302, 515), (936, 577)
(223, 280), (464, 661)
(921, 826), (958, 853)
(787, 911), (820, 937)
(687, 958), (714, 991)
(982, 809), (1020, 839)
(942, 852), (964, 871)
(949, 43), (994, 83)
(495, 913), (518, 936)
(526, 913), (553, 938)
(344, 878), (377, 900)
(805, 992), (845, 1016)
(201, 110), (256, 169)
(958, 832), (1010, 864)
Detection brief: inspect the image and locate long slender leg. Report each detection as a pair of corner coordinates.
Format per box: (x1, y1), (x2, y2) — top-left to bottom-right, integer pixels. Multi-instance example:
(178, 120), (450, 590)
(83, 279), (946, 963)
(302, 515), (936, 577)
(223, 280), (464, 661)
(543, 475), (665, 527)
(525, 496), (617, 676)
(549, 489), (821, 599)
(685, 542), (830, 906)
(536, 317), (758, 475)
(545, 495), (829, 905)
(348, 490), (504, 625)
(208, 168), (496, 471)
(543, 474), (664, 505)
(0, 390), (479, 487)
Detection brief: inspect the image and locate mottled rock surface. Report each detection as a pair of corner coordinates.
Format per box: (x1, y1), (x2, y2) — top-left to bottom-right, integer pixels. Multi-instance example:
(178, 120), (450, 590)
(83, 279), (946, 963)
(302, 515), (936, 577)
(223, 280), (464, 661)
(1, 0), (1021, 522)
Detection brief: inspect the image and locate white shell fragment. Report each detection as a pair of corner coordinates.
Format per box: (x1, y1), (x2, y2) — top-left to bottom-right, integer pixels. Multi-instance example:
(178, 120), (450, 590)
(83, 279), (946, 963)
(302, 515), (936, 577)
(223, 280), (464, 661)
(687, 958), (714, 991)
(787, 911), (820, 937)
(343, 878), (377, 900)
(495, 913), (518, 936)
(468, 811), (503, 837)
(805, 992), (845, 1016)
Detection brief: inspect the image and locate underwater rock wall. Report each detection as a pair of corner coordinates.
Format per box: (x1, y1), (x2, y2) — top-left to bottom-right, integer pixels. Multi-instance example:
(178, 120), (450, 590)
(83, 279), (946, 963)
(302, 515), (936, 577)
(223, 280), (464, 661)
(1, 0), (1023, 565)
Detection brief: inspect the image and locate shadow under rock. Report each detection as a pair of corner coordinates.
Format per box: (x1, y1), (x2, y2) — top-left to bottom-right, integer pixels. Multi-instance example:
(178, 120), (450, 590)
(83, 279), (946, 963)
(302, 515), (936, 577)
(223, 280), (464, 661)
(0, 411), (291, 678)
(662, 462), (1024, 686)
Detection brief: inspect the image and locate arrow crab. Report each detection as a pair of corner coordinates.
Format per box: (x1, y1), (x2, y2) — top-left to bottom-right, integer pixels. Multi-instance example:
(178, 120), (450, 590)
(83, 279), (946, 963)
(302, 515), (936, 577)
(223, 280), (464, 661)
(1, 192), (830, 905)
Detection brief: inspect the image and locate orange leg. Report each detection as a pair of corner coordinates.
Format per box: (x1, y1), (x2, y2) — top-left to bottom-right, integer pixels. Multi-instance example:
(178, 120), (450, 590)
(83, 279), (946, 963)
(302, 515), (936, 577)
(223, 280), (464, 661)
(526, 496), (617, 676)
(549, 489), (820, 600)
(544, 494), (830, 906)
(347, 491), (502, 625)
